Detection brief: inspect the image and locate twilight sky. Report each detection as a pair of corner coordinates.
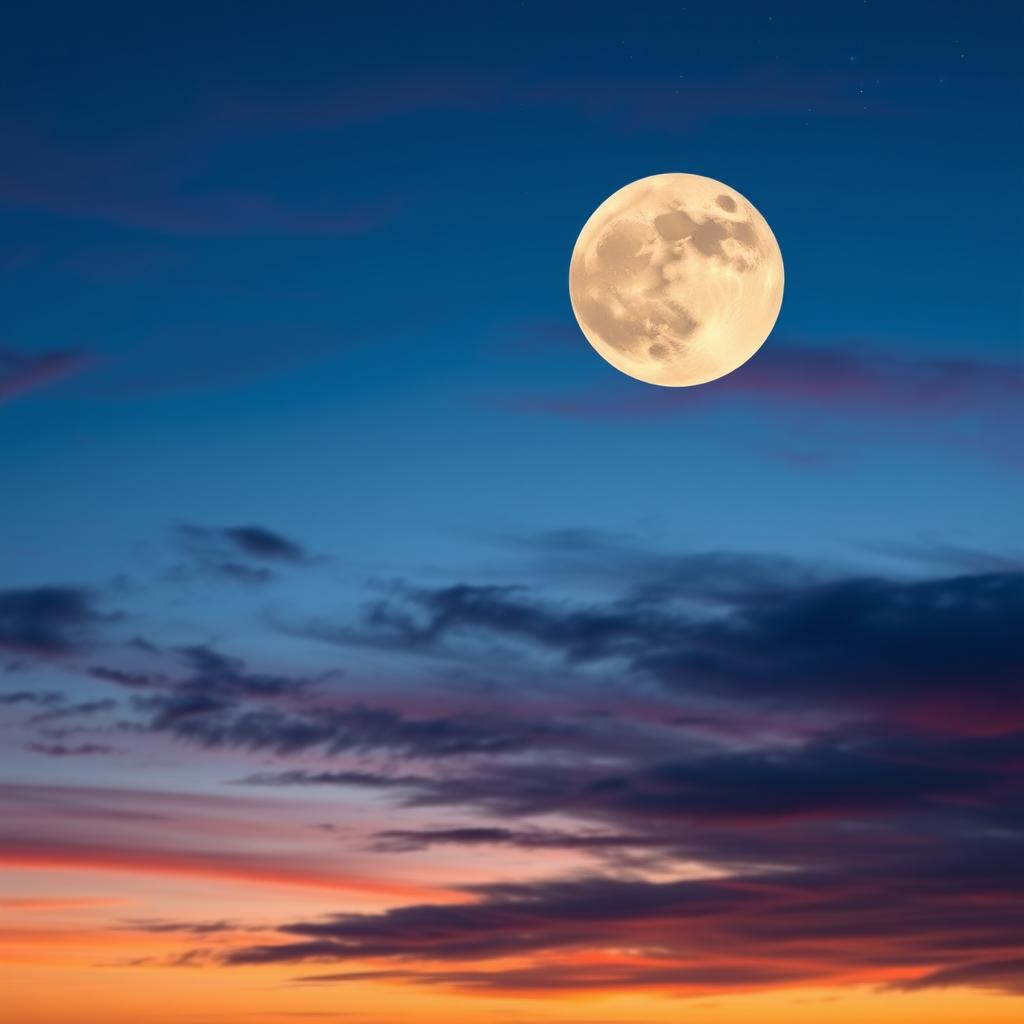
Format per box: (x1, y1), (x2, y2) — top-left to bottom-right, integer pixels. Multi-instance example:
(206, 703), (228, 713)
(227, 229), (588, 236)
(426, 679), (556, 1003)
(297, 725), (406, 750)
(2, 3), (1023, 1023)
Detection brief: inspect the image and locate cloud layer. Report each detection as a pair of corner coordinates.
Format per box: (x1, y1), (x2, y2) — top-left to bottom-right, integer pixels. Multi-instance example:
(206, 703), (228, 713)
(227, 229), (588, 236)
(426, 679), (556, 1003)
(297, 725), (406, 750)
(4, 529), (1022, 1001)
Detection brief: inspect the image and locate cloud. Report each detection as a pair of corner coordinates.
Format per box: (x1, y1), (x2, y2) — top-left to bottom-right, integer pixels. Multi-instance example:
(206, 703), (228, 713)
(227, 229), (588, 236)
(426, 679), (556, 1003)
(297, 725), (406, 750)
(0, 117), (401, 237)
(218, 64), (873, 137)
(171, 524), (316, 584)
(4, 542), (1021, 1002)
(0, 586), (106, 654)
(220, 526), (308, 562)
(139, 699), (564, 759)
(0, 782), (438, 899)
(0, 832), (415, 897)
(0, 897), (122, 911)
(235, 724), (1024, 902)
(511, 341), (1024, 422)
(84, 641), (564, 759)
(119, 918), (244, 936)
(226, 850), (1024, 994)
(25, 696), (118, 725)
(26, 742), (115, 757)
(336, 729), (1021, 839)
(217, 562), (1024, 998)
(892, 956), (1024, 995)
(92, 642), (324, 699)
(368, 826), (672, 855)
(339, 567), (1024, 728)
(294, 963), (807, 992)
(0, 58), (875, 240)
(0, 349), (94, 402)
(0, 690), (64, 707)
(77, 323), (369, 399)
(500, 528), (815, 597)
(239, 770), (422, 791)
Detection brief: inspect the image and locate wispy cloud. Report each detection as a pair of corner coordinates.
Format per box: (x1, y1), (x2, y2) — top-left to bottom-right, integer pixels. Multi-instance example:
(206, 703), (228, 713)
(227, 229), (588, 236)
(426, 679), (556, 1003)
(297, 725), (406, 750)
(0, 113), (402, 237)
(0, 586), (108, 655)
(169, 523), (320, 584)
(227, 849), (1024, 994)
(0, 62), (872, 238)
(5, 534), (1022, 1003)
(26, 742), (116, 757)
(318, 565), (1023, 730)
(511, 341), (1024, 421)
(0, 783), (442, 899)
(0, 349), (93, 402)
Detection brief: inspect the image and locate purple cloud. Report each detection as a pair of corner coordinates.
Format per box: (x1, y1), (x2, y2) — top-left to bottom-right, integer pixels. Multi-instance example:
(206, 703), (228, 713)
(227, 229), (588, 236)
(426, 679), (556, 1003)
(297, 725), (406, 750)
(0, 350), (93, 402)
(512, 341), (1024, 421)
(0, 64), (870, 237)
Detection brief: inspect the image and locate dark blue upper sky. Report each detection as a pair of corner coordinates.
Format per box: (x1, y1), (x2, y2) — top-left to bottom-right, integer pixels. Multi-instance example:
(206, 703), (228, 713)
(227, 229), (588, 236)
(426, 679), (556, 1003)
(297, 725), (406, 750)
(2, 0), (1021, 594)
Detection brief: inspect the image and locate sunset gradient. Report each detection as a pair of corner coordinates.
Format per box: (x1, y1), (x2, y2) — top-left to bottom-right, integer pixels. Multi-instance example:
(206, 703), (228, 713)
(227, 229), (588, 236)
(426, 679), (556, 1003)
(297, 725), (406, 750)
(2, 3), (1022, 1023)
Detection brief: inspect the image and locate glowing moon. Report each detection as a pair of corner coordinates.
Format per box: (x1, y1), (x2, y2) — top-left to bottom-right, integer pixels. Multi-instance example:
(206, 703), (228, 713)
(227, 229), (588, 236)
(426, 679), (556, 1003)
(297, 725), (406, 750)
(569, 173), (784, 386)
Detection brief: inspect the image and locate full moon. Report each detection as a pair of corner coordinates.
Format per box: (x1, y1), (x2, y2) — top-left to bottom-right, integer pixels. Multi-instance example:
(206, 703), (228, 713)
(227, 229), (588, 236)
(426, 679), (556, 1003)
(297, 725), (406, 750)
(569, 173), (784, 386)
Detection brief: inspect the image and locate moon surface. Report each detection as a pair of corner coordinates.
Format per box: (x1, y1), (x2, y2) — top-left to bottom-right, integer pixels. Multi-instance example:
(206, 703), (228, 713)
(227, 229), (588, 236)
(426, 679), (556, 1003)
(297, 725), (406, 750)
(569, 173), (784, 386)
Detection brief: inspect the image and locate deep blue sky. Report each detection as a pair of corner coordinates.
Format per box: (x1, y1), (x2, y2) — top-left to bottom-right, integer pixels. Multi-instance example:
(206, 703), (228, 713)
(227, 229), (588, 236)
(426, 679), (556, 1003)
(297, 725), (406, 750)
(3, 1), (1021, 595)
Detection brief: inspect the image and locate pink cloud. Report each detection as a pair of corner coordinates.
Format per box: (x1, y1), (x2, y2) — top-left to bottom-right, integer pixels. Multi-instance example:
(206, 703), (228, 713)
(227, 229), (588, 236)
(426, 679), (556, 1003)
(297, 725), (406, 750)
(511, 341), (1024, 420)
(0, 64), (870, 237)
(0, 350), (94, 402)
